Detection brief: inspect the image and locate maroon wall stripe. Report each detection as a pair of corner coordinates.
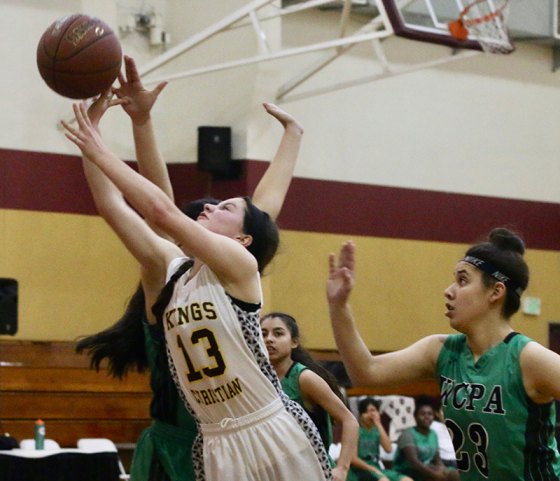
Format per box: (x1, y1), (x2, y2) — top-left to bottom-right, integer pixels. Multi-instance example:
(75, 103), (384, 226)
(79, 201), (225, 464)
(1, 150), (558, 250)
(249, 161), (560, 251)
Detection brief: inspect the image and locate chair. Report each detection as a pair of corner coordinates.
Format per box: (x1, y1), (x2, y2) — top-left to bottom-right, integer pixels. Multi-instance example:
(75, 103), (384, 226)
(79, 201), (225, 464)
(77, 438), (130, 480)
(19, 438), (61, 450)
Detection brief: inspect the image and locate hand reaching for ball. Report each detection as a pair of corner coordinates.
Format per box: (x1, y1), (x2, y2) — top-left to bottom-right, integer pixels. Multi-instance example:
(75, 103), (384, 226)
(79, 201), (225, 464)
(61, 102), (113, 161)
(112, 55), (168, 125)
(86, 89), (127, 129)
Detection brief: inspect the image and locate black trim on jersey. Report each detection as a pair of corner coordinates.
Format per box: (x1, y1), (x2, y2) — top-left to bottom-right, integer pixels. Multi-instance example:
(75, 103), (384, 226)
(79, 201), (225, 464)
(524, 399), (560, 480)
(503, 332), (520, 344)
(226, 294), (260, 312)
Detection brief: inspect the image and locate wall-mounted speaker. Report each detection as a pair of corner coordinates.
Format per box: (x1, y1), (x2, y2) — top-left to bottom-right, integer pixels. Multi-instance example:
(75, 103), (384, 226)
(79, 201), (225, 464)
(197, 126), (241, 179)
(0, 278), (18, 335)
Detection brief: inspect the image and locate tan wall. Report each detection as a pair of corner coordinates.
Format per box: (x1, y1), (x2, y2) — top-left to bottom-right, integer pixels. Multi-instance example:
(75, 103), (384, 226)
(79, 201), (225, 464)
(264, 230), (560, 351)
(0, 209), (138, 340)
(5, 207), (557, 351)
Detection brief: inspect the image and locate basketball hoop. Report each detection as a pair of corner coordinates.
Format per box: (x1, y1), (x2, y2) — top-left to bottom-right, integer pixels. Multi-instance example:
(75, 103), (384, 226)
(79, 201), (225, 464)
(448, 0), (514, 54)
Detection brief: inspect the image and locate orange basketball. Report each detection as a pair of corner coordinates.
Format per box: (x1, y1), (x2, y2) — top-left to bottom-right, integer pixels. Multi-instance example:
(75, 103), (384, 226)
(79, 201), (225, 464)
(36, 14), (122, 99)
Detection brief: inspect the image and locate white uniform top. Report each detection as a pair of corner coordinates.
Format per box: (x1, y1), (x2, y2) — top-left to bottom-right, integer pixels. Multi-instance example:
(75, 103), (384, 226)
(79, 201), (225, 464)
(163, 258), (278, 424)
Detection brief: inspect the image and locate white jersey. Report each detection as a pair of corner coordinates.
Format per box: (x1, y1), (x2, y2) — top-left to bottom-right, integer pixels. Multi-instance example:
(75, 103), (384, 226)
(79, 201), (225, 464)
(164, 259), (277, 422)
(163, 258), (332, 481)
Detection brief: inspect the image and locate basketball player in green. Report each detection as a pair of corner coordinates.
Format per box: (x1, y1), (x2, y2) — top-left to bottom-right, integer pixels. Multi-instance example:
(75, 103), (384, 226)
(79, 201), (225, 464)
(327, 228), (560, 480)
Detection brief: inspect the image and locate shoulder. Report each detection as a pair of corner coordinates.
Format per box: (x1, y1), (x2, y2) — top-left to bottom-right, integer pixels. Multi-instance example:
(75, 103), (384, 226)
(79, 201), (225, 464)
(165, 256), (190, 282)
(519, 338), (552, 364)
(440, 333), (466, 349)
(520, 339), (560, 402)
(398, 428), (415, 445)
(298, 366), (325, 388)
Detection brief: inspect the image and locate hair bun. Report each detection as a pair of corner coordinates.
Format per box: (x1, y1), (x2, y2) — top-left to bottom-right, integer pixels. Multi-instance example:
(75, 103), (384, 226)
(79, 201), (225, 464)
(488, 227), (525, 255)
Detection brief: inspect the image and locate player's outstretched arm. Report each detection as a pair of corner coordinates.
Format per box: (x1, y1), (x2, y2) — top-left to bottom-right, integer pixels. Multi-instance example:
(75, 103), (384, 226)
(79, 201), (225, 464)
(251, 103), (303, 221)
(73, 95), (181, 315)
(63, 102), (257, 297)
(326, 241), (443, 388)
(113, 55), (171, 201)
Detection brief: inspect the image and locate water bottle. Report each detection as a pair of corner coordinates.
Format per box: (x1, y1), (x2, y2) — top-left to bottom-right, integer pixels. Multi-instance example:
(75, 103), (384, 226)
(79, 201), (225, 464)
(34, 419), (45, 450)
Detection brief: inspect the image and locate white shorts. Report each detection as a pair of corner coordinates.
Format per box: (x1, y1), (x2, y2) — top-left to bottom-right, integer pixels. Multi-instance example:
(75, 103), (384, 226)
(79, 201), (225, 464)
(200, 398), (328, 481)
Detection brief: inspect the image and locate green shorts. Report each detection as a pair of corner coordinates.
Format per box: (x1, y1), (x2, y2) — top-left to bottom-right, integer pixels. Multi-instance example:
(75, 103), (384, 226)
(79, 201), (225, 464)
(130, 419), (198, 481)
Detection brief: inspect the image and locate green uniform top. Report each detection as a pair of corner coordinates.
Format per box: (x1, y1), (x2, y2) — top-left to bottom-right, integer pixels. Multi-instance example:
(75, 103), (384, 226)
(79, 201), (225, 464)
(144, 320), (197, 430)
(437, 332), (560, 481)
(392, 426), (439, 476)
(281, 362), (333, 452)
(355, 425), (382, 469)
(129, 320), (198, 481)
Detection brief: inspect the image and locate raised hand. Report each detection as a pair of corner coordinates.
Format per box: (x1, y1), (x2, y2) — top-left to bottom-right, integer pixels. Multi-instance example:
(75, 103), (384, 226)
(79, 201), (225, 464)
(326, 241), (356, 307)
(86, 88), (126, 129)
(263, 102), (304, 135)
(113, 55), (168, 124)
(61, 102), (111, 160)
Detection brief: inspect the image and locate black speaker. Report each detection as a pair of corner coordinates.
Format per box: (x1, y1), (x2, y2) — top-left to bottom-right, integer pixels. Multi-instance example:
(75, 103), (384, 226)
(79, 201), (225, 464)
(197, 126), (240, 179)
(0, 278), (17, 335)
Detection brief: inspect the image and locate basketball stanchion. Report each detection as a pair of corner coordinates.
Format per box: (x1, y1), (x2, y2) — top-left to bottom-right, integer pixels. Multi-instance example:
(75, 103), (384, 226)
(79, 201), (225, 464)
(448, 0), (514, 54)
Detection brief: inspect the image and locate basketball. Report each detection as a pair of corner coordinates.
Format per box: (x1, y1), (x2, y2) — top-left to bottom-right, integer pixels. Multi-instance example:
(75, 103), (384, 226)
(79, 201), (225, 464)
(36, 14), (122, 99)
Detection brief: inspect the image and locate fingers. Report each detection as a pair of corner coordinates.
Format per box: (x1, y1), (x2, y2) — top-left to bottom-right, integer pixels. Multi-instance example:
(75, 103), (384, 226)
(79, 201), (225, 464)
(152, 81), (168, 96)
(117, 71), (125, 87)
(125, 55), (140, 82)
(263, 102), (283, 117)
(340, 240), (355, 269)
(61, 119), (83, 147)
(328, 252), (336, 276)
(73, 102), (87, 127)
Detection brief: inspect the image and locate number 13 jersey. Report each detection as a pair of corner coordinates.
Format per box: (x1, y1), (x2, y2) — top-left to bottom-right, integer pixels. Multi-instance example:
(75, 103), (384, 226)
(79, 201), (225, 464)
(437, 332), (560, 481)
(163, 259), (279, 423)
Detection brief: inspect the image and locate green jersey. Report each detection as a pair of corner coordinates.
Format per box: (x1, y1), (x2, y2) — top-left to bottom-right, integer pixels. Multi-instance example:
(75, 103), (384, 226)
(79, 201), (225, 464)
(281, 361), (333, 450)
(392, 426), (439, 477)
(129, 320), (198, 481)
(437, 332), (560, 481)
(355, 426), (382, 469)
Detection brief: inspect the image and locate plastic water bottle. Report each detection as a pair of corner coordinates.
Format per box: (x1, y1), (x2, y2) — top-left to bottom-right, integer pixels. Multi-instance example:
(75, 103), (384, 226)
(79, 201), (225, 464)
(34, 419), (45, 450)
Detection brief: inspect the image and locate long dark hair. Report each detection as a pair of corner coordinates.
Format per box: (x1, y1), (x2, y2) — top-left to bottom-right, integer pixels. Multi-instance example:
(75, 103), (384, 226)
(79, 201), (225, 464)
(75, 198), (220, 378)
(242, 196), (279, 274)
(75, 283), (147, 378)
(260, 312), (344, 401)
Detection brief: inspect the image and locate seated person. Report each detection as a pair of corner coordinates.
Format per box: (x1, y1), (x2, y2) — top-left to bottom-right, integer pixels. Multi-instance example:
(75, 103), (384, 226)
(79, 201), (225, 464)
(392, 399), (459, 481)
(349, 397), (412, 481)
(430, 405), (457, 468)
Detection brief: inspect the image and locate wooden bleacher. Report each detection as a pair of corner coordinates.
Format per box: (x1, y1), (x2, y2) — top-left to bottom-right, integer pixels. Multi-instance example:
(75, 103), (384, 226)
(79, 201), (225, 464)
(0, 342), (439, 450)
(0, 340), (151, 448)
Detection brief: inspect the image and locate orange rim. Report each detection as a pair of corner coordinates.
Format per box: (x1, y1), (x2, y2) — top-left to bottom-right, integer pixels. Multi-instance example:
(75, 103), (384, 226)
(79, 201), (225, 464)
(458, 0), (508, 27)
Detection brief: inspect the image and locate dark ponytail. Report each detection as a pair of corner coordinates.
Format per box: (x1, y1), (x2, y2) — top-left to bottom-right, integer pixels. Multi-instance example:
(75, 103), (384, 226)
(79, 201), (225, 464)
(152, 259), (193, 324)
(76, 284), (147, 378)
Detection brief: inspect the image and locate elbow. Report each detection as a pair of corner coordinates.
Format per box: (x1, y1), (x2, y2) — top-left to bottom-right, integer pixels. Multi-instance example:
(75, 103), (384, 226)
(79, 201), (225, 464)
(348, 370), (373, 388)
(146, 198), (177, 232)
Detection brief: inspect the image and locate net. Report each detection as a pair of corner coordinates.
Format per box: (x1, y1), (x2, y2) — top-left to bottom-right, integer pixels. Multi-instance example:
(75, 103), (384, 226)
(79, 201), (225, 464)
(448, 0), (514, 54)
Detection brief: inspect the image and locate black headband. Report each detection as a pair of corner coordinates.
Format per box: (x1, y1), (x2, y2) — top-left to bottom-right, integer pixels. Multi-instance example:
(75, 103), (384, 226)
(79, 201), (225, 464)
(462, 255), (524, 297)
